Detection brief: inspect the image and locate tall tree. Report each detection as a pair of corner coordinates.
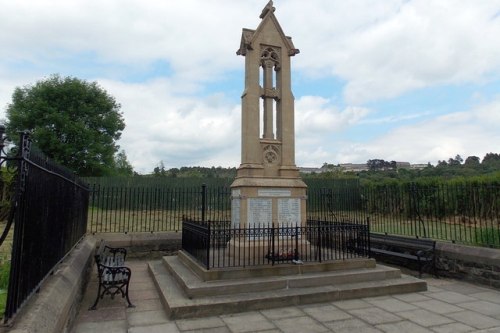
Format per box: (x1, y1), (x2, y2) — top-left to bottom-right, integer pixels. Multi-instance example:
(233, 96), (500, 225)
(113, 150), (134, 176)
(5, 74), (125, 176)
(464, 156), (480, 167)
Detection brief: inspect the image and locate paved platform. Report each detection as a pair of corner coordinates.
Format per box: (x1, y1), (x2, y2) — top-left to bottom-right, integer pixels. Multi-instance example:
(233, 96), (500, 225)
(72, 260), (500, 333)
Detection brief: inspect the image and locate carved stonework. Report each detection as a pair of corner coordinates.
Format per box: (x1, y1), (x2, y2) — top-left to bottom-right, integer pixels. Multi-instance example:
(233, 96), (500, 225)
(260, 87), (280, 99)
(261, 46), (281, 70)
(263, 144), (280, 165)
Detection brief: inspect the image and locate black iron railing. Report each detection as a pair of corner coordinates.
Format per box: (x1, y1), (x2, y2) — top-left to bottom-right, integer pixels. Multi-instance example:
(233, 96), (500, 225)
(0, 129), (89, 322)
(87, 178), (499, 248)
(88, 183), (231, 233)
(182, 219), (370, 270)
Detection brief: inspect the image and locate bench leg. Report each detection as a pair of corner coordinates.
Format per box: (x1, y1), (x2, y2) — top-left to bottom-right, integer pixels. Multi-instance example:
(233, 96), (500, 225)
(417, 257), (423, 278)
(124, 278), (135, 308)
(89, 282), (102, 310)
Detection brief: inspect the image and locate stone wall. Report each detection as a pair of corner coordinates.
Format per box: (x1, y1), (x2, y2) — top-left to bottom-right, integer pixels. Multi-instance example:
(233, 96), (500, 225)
(7, 232), (182, 333)
(9, 236), (96, 333)
(94, 231), (182, 258)
(436, 242), (500, 289)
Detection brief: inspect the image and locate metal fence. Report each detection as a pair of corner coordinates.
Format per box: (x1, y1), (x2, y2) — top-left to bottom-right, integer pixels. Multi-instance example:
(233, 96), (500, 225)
(86, 179), (499, 248)
(0, 130), (89, 322)
(363, 183), (499, 247)
(182, 219), (370, 270)
(87, 183), (231, 233)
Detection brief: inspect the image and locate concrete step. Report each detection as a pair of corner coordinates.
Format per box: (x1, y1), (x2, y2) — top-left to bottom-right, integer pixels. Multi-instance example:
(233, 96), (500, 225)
(149, 258), (427, 319)
(176, 250), (378, 281)
(164, 255), (402, 298)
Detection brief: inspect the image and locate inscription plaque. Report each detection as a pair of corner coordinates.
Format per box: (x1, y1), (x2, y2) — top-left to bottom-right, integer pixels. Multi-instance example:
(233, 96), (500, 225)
(247, 198), (272, 227)
(278, 198), (300, 226)
(258, 189), (291, 197)
(231, 198), (240, 227)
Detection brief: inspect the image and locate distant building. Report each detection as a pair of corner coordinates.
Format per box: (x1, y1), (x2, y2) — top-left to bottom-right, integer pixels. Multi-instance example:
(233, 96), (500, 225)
(339, 163), (369, 172)
(410, 164), (428, 170)
(395, 162), (411, 169)
(300, 162), (428, 174)
(299, 167), (323, 174)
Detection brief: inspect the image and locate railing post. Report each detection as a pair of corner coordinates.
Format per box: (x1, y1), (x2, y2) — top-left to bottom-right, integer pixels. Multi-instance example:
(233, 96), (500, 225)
(367, 216), (371, 258)
(294, 224), (299, 261)
(271, 226), (275, 266)
(318, 223), (322, 263)
(201, 183), (207, 222)
(206, 221), (210, 270)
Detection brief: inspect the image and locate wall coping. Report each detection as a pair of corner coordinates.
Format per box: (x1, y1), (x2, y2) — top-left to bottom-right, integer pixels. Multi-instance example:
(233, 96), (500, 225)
(8, 236), (96, 333)
(436, 242), (500, 266)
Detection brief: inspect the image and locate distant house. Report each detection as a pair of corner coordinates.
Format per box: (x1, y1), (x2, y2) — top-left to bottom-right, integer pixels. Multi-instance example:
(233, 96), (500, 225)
(300, 162), (427, 174)
(299, 167), (323, 174)
(395, 162), (411, 169)
(410, 164), (428, 170)
(339, 163), (369, 172)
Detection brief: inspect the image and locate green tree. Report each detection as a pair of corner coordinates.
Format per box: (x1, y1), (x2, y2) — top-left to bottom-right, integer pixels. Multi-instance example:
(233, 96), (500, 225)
(113, 150), (134, 176)
(153, 161), (167, 176)
(5, 75), (125, 176)
(448, 154), (463, 166)
(464, 156), (480, 167)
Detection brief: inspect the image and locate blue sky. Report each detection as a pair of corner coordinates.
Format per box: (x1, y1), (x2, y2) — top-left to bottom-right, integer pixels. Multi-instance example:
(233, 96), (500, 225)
(1, 0), (500, 173)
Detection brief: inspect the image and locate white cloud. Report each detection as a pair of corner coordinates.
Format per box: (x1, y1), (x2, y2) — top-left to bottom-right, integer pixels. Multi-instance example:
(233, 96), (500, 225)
(285, 0), (500, 103)
(296, 96), (370, 135)
(1, 1), (499, 171)
(335, 99), (500, 164)
(97, 79), (240, 173)
(294, 96), (371, 166)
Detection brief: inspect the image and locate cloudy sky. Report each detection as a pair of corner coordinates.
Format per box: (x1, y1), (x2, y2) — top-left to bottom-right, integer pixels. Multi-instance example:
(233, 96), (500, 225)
(1, 0), (500, 173)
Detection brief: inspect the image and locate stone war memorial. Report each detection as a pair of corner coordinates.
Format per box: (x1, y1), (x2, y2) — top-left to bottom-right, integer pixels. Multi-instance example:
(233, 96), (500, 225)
(229, 0), (307, 259)
(151, 1), (427, 319)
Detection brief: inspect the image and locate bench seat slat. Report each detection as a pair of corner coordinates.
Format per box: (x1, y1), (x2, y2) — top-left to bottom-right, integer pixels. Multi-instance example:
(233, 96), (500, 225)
(369, 234), (437, 278)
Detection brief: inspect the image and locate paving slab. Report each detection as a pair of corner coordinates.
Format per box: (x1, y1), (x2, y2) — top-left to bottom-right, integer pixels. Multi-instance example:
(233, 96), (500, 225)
(365, 297), (418, 312)
(221, 312), (276, 333)
(430, 322), (476, 333)
(457, 300), (500, 317)
(301, 304), (352, 322)
(439, 281), (491, 295)
(392, 292), (432, 302)
(70, 259), (500, 333)
(375, 320), (433, 333)
(347, 307), (401, 325)
(273, 316), (329, 333)
(180, 327), (232, 333)
(127, 322), (179, 333)
(72, 320), (128, 333)
(397, 308), (454, 327)
(427, 291), (477, 303)
(332, 298), (373, 310)
(446, 310), (500, 330)
(260, 306), (305, 320)
(412, 299), (464, 314)
(470, 291), (500, 304)
(175, 316), (227, 331)
(127, 310), (171, 327)
(324, 318), (383, 333)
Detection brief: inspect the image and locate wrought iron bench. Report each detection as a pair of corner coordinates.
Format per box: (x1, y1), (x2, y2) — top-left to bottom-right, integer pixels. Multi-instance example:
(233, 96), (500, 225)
(370, 233), (437, 278)
(89, 240), (134, 310)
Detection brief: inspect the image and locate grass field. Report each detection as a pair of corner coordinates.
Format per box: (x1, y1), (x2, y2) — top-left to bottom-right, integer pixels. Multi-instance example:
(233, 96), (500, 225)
(0, 222), (13, 318)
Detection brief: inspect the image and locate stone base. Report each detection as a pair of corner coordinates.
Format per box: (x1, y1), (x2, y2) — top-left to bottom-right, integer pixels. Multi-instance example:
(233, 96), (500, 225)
(226, 238), (312, 262)
(149, 252), (428, 319)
